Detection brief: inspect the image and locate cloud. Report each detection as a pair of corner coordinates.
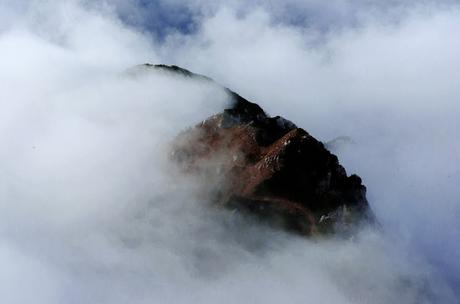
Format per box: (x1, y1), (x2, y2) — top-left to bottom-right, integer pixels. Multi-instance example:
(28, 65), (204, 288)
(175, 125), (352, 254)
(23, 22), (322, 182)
(163, 2), (460, 293)
(0, 0), (459, 303)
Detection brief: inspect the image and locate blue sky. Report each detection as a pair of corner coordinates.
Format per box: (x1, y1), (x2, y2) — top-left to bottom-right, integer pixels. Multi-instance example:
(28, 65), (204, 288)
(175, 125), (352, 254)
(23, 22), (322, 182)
(108, 0), (460, 39)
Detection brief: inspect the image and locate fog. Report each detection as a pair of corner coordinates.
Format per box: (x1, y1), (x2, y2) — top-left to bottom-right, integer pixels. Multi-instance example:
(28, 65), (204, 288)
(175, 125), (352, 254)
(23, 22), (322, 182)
(0, 1), (459, 303)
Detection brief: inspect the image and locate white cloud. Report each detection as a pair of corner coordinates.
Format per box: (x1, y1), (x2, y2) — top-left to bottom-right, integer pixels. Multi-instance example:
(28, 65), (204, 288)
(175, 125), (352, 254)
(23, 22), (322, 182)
(0, 0), (459, 303)
(164, 4), (460, 294)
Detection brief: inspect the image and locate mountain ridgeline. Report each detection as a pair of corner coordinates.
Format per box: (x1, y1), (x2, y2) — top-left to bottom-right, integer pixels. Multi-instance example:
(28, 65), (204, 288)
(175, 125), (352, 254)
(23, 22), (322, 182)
(138, 64), (375, 236)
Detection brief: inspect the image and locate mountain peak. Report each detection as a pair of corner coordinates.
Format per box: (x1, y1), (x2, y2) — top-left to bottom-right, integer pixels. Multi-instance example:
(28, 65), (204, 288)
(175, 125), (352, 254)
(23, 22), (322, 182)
(150, 64), (376, 236)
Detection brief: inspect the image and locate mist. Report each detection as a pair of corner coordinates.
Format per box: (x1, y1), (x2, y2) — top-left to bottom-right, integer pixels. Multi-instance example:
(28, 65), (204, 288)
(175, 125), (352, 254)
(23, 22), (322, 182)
(0, 0), (459, 303)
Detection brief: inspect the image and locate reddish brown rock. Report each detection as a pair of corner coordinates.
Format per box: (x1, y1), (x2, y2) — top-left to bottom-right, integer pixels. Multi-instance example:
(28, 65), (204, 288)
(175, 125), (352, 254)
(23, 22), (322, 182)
(150, 64), (374, 235)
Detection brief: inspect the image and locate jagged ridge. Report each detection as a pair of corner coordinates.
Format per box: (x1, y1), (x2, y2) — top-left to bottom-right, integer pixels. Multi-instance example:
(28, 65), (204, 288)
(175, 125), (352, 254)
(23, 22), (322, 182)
(142, 64), (374, 235)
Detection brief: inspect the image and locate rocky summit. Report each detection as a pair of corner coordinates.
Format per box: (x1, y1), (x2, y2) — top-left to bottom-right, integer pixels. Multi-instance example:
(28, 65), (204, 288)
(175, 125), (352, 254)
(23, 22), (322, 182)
(146, 64), (374, 236)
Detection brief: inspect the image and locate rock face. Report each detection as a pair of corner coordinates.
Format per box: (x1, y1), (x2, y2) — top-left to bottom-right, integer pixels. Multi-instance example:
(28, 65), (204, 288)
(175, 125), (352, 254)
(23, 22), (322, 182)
(148, 64), (374, 236)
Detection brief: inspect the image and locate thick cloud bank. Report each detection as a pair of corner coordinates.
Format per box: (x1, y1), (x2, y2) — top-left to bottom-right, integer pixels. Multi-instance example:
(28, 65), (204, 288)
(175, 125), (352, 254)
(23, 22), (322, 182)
(0, 1), (459, 303)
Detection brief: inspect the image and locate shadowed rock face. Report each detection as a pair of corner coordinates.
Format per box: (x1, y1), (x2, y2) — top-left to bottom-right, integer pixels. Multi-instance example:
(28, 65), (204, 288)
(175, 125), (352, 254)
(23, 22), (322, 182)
(143, 64), (374, 236)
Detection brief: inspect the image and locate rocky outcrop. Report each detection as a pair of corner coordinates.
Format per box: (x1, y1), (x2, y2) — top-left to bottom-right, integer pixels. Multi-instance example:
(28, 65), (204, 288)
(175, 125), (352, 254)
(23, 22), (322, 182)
(145, 64), (374, 236)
